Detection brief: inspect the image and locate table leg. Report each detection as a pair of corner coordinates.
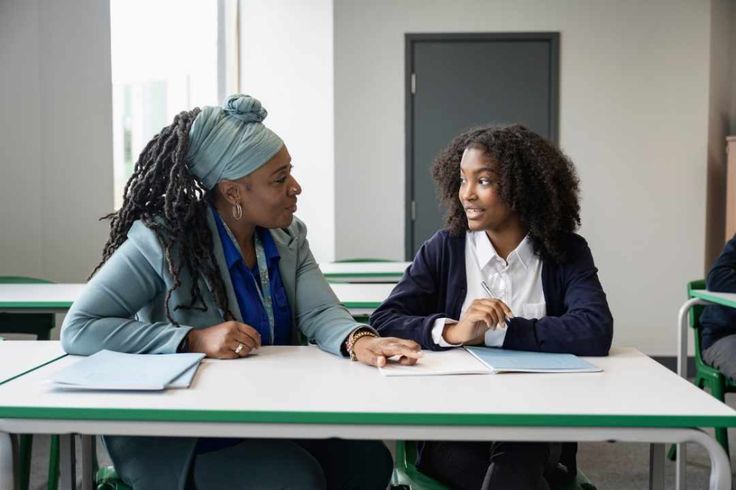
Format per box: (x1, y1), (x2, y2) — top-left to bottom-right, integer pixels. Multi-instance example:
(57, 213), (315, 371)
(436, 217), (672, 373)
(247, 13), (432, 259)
(676, 298), (707, 490)
(648, 443), (665, 490)
(59, 434), (76, 490)
(80, 435), (94, 490)
(0, 432), (14, 490)
(676, 442), (687, 490)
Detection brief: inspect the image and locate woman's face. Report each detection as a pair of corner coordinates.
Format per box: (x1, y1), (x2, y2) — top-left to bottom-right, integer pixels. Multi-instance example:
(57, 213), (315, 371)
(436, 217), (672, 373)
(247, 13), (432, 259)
(234, 145), (302, 229)
(458, 147), (518, 233)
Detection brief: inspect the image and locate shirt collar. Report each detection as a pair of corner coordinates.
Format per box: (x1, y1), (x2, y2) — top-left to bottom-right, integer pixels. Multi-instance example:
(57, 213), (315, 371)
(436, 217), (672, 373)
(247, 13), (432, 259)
(469, 231), (534, 270)
(211, 207), (280, 269)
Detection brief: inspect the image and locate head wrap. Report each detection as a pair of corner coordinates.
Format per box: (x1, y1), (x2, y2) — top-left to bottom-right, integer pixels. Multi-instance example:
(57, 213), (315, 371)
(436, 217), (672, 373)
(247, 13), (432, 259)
(186, 94), (284, 190)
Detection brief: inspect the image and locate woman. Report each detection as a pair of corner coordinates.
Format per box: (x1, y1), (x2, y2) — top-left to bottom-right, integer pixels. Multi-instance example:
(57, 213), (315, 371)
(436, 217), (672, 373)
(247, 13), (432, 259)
(370, 124), (613, 490)
(61, 94), (421, 489)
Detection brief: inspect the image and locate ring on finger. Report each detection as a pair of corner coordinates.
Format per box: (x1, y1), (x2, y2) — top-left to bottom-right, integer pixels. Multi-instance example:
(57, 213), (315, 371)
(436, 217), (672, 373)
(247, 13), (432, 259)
(234, 343), (244, 355)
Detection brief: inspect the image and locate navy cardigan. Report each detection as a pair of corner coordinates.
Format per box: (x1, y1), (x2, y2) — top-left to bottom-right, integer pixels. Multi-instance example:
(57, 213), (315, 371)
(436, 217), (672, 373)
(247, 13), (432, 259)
(700, 234), (736, 350)
(371, 230), (613, 356)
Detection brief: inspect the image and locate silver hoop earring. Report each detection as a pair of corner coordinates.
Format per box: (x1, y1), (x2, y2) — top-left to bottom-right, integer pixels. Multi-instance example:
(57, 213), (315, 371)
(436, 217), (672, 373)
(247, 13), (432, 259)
(232, 203), (243, 220)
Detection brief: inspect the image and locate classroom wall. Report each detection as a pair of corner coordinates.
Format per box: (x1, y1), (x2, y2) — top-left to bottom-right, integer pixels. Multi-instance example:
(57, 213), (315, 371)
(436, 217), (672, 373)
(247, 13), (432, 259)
(705, 0), (736, 268)
(239, 0), (335, 263)
(333, 0), (712, 356)
(0, 0), (113, 283)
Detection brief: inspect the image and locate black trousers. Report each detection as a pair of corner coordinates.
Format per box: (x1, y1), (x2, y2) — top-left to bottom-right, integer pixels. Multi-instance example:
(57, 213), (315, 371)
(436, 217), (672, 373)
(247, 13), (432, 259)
(417, 440), (552, 490)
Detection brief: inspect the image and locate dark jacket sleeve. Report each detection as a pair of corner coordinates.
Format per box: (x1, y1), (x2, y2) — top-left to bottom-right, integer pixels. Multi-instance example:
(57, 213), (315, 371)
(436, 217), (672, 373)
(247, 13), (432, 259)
(699, 235), (736, 350)
(370, 233), (449, 350)
(706, 235), (736, 292)
(503, 236), (613, 356)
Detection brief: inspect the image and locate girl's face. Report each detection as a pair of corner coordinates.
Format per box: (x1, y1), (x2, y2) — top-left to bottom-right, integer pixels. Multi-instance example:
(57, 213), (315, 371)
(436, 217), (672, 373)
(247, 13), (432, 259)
(458, 147), (519, 234)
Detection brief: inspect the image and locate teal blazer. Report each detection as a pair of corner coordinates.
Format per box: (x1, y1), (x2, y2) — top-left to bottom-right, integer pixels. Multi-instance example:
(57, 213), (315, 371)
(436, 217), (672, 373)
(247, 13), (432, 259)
(61, 214), (362, 489)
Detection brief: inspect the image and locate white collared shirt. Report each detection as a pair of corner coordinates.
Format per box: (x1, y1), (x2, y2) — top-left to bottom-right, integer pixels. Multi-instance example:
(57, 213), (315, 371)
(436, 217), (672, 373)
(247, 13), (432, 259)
(431, 231), (546, 347)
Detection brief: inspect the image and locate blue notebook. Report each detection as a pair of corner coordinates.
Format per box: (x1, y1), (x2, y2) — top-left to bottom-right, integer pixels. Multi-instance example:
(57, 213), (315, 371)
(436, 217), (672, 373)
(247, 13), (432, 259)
(51, 350), (205, 391)
(465, 346), (601, 374)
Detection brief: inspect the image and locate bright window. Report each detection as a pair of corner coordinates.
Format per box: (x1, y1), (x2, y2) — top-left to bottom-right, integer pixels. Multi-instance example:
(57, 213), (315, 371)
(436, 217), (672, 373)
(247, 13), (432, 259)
(110, 0), (219, 208)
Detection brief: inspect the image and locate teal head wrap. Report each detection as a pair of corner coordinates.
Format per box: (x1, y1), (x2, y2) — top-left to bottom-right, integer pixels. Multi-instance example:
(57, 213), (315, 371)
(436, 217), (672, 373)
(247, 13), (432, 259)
(186, 94), (284, 190)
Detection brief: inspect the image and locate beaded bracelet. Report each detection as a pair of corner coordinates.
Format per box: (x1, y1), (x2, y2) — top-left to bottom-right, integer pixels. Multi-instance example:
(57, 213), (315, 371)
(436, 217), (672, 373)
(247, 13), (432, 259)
(346, 329), (378, 361)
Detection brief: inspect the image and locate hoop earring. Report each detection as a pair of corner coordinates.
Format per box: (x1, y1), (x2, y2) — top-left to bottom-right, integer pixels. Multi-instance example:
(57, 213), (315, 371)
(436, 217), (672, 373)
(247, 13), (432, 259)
(232, 203), (243, 221)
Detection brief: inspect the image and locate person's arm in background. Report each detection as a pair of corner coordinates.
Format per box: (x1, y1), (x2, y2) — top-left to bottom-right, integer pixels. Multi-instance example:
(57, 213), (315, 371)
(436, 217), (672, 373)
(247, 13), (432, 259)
(707, 235), (736, 292)
(503, 235), (613, 356)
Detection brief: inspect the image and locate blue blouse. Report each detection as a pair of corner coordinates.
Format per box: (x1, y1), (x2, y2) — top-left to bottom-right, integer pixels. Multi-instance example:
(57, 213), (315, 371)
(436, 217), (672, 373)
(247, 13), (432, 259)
(211, 208), (293, 345)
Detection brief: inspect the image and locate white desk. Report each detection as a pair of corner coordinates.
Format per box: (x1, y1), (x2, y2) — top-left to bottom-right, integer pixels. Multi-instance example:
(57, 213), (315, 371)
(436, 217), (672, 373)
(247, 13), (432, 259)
(0, 282), (394, 317)
(327, 283), (394, 316)
(319, 262), (410, 283)
(0, 341), (65, 385)
(0, 346), (734, 490)
(0, 284), (85, 314)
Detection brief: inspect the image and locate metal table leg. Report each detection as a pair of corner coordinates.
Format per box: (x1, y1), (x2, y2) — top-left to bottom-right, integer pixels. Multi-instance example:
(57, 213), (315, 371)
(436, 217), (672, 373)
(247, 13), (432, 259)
(0, 432), (14, 490)
(59, 434), (76, 490)
(649, 443), (665, 490)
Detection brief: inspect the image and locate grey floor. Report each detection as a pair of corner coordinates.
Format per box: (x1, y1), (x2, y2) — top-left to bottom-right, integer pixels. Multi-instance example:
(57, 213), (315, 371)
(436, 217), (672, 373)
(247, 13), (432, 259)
(22, 404), (736, 489)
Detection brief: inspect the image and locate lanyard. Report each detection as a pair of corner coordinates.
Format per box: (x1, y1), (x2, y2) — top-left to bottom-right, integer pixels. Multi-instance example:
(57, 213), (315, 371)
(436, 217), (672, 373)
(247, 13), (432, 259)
(221, 220), (275, 344)
(252, 231), (275, 344)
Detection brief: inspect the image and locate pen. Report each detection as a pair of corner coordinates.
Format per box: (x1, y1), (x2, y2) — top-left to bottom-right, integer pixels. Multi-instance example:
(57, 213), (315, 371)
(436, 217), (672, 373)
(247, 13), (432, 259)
(480, 280), (514, 327)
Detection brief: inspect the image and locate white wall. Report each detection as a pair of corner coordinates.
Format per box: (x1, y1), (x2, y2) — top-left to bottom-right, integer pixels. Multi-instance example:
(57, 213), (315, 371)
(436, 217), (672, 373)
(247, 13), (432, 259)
(0, 0), (113, 283)
(334, 0), (712, 355)
(239, 0), (335, 262)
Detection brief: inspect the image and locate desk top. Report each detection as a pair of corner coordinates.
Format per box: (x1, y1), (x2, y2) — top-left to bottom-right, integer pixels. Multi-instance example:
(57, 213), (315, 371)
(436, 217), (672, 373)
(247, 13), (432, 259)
(691, 289), (736, 308)
(0, 283), (394, 313)
(0, 341), (65, 385)
(0, 284), (85, 310)
(319, 262), (409, 281)
(0, 345), (734, 428)
(327, 283), (394, 309)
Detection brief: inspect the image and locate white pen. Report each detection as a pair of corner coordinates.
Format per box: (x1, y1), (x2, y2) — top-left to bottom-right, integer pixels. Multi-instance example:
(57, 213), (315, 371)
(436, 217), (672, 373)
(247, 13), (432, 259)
(480, 281), (514, 329)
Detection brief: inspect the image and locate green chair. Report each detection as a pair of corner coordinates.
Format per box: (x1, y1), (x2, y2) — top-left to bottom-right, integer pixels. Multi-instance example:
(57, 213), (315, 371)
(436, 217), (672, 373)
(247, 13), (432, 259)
(686, 279), (736, 455)
(0, 276), (59, 490)
(95, 465), (131, 490)
(668, 279), (736, 462)
(391, 441), (596, 490)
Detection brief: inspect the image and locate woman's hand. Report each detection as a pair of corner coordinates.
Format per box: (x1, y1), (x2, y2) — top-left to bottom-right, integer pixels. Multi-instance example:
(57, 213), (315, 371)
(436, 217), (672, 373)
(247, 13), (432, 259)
(353, 336), (423, 367)
(443, 299), (513, 345)
(187, 321), (262, 359)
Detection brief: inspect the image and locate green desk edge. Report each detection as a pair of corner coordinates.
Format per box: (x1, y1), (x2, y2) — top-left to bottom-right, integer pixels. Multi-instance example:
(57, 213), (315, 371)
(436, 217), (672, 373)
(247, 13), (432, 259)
(690, 290), (736, 309)
(323, 273), (403, 279)
(0, 302), (73, 310)
(0, 405), (734, 429)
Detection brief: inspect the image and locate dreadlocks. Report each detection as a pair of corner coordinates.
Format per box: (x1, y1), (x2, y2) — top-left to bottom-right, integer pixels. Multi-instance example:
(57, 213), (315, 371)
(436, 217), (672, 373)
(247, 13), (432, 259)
(92, 108), (234, 324)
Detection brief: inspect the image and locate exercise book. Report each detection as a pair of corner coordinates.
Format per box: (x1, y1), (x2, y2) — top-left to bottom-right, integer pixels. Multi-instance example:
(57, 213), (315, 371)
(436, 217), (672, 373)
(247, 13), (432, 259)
(51, 349), (205, 390)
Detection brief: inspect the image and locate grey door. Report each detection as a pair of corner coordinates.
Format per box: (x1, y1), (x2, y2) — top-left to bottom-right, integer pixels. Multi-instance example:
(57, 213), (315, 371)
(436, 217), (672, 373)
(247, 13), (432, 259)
(406, 33), (559, 258)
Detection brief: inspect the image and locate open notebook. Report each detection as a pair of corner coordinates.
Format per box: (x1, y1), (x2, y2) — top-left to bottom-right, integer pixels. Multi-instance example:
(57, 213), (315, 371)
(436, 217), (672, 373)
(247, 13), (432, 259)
(51, 350), (205, 391)
(465, 346), (602, 374)
(379, 346), (601, 376)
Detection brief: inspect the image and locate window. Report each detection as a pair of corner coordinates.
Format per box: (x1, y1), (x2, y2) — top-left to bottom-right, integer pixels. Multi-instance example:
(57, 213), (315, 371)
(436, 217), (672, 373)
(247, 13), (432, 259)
(110, 0), (219, 208)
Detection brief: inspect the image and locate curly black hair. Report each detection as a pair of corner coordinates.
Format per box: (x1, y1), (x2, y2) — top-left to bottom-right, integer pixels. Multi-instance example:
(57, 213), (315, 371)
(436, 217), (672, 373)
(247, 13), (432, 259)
(92, 109), (234, 324)
(431, 124), (581, 263)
